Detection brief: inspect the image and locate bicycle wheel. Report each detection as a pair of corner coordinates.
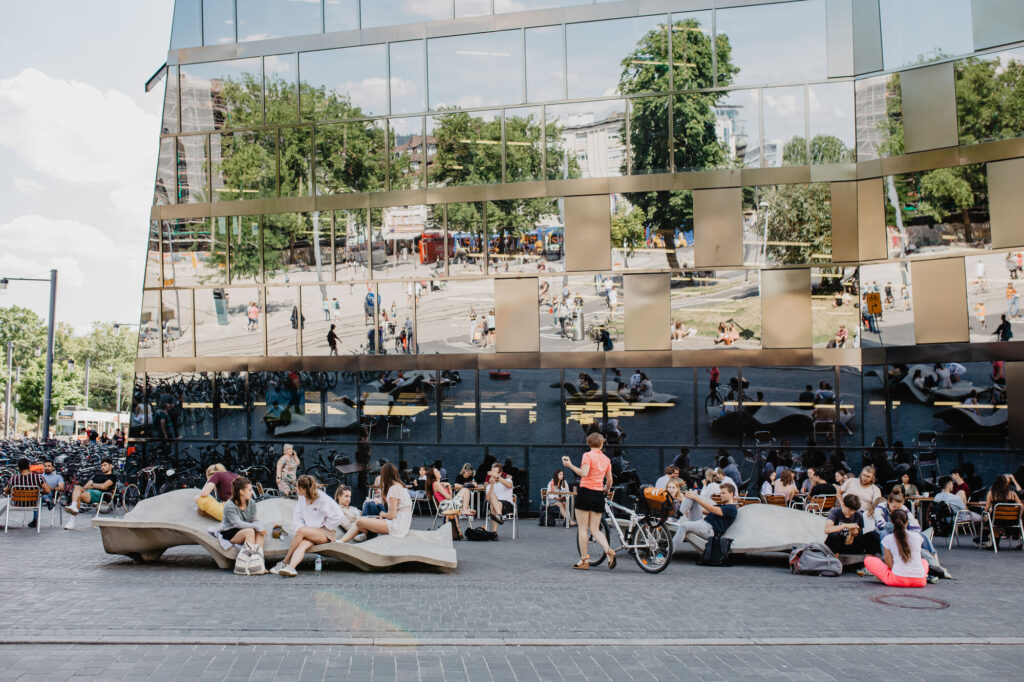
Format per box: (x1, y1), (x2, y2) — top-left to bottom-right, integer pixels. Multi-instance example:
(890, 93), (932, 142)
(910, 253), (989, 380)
(121, 484), (141, 513)
(629, 522), (672, 574)
(705, 392), (723, 411)
(577, 517), (610, 566)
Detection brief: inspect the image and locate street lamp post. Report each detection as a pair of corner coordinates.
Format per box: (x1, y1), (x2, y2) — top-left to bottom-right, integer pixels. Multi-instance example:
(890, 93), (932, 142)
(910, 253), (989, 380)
(1, 270), (58, 438)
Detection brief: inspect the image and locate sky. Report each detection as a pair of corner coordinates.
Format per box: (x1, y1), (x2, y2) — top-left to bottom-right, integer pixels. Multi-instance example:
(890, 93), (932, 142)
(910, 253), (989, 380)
(0, 0), (173, 332)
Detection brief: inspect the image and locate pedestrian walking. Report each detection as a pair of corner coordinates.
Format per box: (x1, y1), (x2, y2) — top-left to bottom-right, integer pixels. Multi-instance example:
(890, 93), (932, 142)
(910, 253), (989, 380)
(327, 324), (339, 356)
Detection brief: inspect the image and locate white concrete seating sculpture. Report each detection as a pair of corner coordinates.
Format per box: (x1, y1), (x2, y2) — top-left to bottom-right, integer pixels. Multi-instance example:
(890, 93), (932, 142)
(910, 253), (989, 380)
(92, 488), (457, 571)
(666, 503), (826, 555)
(869, 364), (975, 404)
(933, 406), (1008, 431)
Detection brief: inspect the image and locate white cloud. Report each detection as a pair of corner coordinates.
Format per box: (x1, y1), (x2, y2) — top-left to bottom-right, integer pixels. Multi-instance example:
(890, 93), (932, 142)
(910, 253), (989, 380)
(0, 68), (159, 187)
(764, 91), (801, 119)
(12, 177), (43, 193)
(0, 215), (124, 260)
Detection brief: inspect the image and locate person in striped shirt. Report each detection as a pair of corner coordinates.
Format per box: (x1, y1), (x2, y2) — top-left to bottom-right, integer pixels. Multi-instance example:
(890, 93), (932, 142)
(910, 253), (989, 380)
(4, 458), (52, 528)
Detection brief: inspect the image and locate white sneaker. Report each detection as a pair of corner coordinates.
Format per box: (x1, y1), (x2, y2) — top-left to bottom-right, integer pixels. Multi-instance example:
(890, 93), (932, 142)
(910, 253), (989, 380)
(278, 565), (297, 577)
(63, 517), (75, 530)
(64, 504), (78, 516)
(353, 533), (368, 543)
(269, 561), (286, 575)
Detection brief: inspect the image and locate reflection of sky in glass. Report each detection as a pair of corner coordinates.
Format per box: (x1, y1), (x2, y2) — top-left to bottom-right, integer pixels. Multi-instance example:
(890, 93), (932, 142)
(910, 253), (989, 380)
(300, 45), (387, 116)
(237, 0), (321, 42)
(265, 54), (298, 122)
(203, 0), (235, 45)
(566, 15), (667, 99)
(715, 0), (826, 86)
(324, 0), (358, 32)
(809, 82), (855, 156)
(456, 0), (491, 17)
(526, 26), (564, 102)
(170, 0), (201, 49)
(880, 0), (973, 70)
(763, 86), (805, 166)
(428, 31), (523, 109)
(712, 89), (760, 168)
(496, 0), (590, 12)
(389, 41), (426, 115)
(362, 0), (451, 29)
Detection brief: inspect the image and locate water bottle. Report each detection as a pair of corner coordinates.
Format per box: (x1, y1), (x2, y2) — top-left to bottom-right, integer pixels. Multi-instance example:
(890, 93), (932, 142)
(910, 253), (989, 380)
(314, 556), (322, 573)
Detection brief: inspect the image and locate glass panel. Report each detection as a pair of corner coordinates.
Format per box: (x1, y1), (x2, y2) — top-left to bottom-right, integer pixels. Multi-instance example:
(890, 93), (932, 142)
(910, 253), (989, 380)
(215, 371), (249, 440)
(177, 134), (208, 203)
(599, 368), (692, 447)
(446, 203), (486, 275)
(299, 45), (388, 120)
(196, 287), (264, 356)
(880, 0), (972, 71)
(155, 138), (175, 206)
(487, 198), (561, 274)
(526, 26), (564, 103)
(170, 0), (202, 49)
(180, 58), (263, 132)
(480, 369), (561, 446)
(279, 126), (313, 197)
(417, 279), (495, 353)
(441, 370), (477, 444)
(266, 286), (302, 356)
(265, 54), (298, 124)
(965, 253), (1017, 342)
(812, 267), (860, 349)
(301, 284), (366, 356)
(855, 74), (900, 162)
(389, 40), (426, 115)
(837, 366), (863, 450)
(362, 0), (450, 28)
(264, 213), (332, 284)
(755, 183), (833, 266)
(715, 0), (827, 87)
(546, 100), (626, 180)
(237, 0), (321, 42)
(324, 0), (358, 32)
(377, 281), (416, 354)
(671, 11), (714, 89)
(808, 82), (856, 164)
(251, 371), (320, 439)
(428, 31), (523, 109)
(335, 209), (371, 281)
(138, 291), (161, 358)
(145, 222), (162, 288)
(428, 110), (502, 187)
(456, 0), (490, 17)
(211, 130), (276, 201)
(702, 89), (759, 170)
(179, 372), (214, 439)
(376, 205), (444, 279)
(859, 263), (914, 347)
(505, 106), (545, 183)
(670, 270), (761, 349)
(628, 96), (669, 175)
(540, 275), (617, 352)
(224, 216), (262, 284)
(956, 48), (1024, 146)
(613, 200), (670, 272)
(202, 0), (236, 46)
(315, 119), (387, 193)
(162, 218), (225, 287)
(742, 366), (834, 450)
(389, 116), (425, 190)
(566, 15), (669, 99)
(162, 67), (179, 134)
(162, 289), (194, 357)
(496, 0), (589, 11)
(698, 366), (740, 448)
(762, 86), (806, 168)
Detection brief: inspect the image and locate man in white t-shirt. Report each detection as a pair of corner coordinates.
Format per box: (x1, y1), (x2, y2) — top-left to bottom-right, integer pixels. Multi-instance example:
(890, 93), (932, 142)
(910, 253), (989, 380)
(935, 476), (982, 524)
(485, 463), (515, 532)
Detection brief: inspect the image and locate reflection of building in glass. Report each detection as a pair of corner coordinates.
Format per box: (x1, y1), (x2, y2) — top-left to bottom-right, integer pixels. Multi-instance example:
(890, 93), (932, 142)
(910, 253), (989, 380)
(855, 77), (888, 161)
(393, 135), (437, 173)
(713, 105), (749, 161)
(559, 111), (625, 178)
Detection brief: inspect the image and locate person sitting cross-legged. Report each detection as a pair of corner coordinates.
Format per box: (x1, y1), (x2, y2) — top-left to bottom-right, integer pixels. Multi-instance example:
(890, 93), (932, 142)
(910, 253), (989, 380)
(483, 462), (515, 532)
(63, 458), (117, 530)
(824, 494), (881, 556)
(863, 509), (931, 587)
(671, 481), (738, 547)
(3, 458), (52, 528)
(271, 475), (344, 577)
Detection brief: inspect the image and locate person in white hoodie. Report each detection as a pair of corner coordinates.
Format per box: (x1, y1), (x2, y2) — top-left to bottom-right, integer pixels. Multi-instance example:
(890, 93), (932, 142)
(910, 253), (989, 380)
(271, 475), (345, 577)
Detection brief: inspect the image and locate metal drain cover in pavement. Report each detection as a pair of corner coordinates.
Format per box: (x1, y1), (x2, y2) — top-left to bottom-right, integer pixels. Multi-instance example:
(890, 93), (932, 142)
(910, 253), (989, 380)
(871, 594), (950, 610)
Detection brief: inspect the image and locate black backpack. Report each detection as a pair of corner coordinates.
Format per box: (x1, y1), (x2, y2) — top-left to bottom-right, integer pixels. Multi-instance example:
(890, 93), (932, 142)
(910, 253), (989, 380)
(697, 537), (733, 567)
(538, 505), (559, 527)
(464, 527), (498, 541)
(928, 501), (955, 538)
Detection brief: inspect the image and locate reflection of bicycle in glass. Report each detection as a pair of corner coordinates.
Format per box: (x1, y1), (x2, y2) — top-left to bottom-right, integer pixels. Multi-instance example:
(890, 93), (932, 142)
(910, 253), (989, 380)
(705, 384), (726, 413)
(578, 496), (673, 574)
(586, 322), (618, 342)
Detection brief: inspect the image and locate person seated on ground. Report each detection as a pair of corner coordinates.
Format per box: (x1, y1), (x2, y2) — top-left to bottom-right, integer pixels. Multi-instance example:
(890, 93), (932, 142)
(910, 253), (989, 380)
(271, 475), (344, 577)
(671, 321), (692, 340)
(63, 458), (117, 530)
(824, 494), (881, 556)
(484, 462), (515, 531)
(655, 466), (680, 491)
(454, 463), (476, 491)
(218, 477), (266, 573)
(3, 458), (52, 529)
(798, 384), (815, 408)
(840, 465), (882, 521)
(772, 469), (799, 504)
(808, 469), (838, 498)
(671, 482), (738, 546)
(760, 470), (777, 497)
(427, 466), (473, 515)
(934, 476), (981, 526)
(863, 509), (931, 587)
(577, 372), (598, 394)
(333, 485), (362, 535)
(932, 362), (952, 389)
(339, 463), (413, 543)
(897, 472), (920, 499)
(911, 369), (929, 393)
(195, 464), (238, 521)
(980, 475), (1024, 549)
(545, 468), (574, 526)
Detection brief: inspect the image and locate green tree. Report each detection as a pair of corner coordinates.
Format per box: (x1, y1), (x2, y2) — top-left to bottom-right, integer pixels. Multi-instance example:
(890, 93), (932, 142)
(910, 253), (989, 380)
(14, 362), (83, 428)
(760, 183), (833, 265)
(611, 202), (647, 248)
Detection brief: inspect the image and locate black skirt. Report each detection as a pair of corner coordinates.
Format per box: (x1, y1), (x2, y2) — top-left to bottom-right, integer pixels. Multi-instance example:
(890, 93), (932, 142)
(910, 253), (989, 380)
(576, 487), (606, 513)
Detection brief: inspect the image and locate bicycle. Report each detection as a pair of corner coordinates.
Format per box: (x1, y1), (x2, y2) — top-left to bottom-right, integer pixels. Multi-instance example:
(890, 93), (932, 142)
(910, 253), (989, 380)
(578, 495), (673, 574)
(705, 384), (727, 413)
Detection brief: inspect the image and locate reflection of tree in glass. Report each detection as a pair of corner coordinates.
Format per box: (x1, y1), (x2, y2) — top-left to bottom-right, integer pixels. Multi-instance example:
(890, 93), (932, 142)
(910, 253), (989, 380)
(760, 183), (832, 265)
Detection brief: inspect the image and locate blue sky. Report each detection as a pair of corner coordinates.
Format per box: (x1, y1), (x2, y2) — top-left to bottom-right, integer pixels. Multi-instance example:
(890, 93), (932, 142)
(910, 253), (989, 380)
(0, 0), (173, 330)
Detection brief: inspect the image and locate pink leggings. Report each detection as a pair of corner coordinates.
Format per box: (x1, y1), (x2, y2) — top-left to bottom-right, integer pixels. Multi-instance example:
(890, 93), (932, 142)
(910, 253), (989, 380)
(863, 556), (928, 587)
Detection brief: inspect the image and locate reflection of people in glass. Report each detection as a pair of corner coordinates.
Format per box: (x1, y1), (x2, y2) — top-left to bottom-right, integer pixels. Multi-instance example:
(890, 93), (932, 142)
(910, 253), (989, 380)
(290, 305), (304, 330)
(275, 445), (301, 498)
(367, 326), (384, 354)
(327, 324), (339, 356)
(262, 372), (305, 433)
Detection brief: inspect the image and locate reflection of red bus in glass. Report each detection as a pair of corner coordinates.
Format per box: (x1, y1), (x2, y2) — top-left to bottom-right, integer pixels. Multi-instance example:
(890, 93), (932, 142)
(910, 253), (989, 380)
(418, 230), (452, 264)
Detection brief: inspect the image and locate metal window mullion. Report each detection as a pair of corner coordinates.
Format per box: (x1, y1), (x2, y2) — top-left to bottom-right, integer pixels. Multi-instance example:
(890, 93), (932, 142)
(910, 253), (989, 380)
(357, 0), (361, 30)
(443, 204), (450, 278)
(190, 288), (198, 359)
(500, 110), (507, 184)
(559, 367), (566, 444)
(276, 128), (282, 198)
(474, 369), (481, 443)
(804, 84), (812, 165)
(833, 364), (841, 448)
(366, 208), (375, 278)
(232, 0), (238, 42)
(421, 115), (427, 189)
(883, 362), (893, 446)
(540, 104), (548, 180)
(321, 0), (326, 33)
(385, 41), (393, 116)
(296, 285), (304, 356)
(758, 87), (765, 171)
(666, 14), (674, 174)
(258, 215), (265, 283)
(245, 369), (252, 441)
(435, 369), (442, 443)
(212, 372), (219, 440)
(329, 210), (336, 282)
(482, 201), (488, 275)
(262, 286), (268, 357)
(520, 27), (527, 104)
(385, 119), (392, 192)
(736, 367), (744, 448)
(711, 8), (717, 88)
(206, 134), (213, 210)
(625, 99), (632, 175)
(692, 367), (699, 446)
(224, 216), (231, 284)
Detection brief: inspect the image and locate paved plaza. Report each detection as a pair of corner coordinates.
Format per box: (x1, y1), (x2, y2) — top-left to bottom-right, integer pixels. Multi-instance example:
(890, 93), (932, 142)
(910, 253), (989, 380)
(1, 512), (1022, 679)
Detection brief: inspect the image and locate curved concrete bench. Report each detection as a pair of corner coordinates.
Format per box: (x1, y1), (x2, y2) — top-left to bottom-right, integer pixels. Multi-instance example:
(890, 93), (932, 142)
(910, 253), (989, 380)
(93, 489), (456, 571)
(666, 503), (826, 555)
(934, 406), (1008, 432)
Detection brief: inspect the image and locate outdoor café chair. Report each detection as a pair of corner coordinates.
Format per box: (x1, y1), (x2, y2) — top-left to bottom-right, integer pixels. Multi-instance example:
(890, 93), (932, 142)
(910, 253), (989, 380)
(761, 494), (787, 507)
(982, 503), (1024, 553)
(948, 505), (979, 550)
(804, 494), (835, 516)
(4, 486), (42, 533)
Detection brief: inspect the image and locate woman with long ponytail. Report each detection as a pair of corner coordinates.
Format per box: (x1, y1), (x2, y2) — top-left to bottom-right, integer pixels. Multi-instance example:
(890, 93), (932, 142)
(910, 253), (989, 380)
(863, 508), (930, 587)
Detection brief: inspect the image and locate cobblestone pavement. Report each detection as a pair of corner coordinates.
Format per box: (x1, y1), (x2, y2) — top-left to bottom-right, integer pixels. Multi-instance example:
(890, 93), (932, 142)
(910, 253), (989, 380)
(1, 514), (1022, 679)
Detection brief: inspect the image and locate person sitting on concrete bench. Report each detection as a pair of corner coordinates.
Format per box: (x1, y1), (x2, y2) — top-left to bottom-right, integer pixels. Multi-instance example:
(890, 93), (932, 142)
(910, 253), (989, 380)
(655, 466), (680, 491)
(824, 494), (881, 556)
(195, 464), (238, 521)
(334, 485), (362, 534)
(671, 482), (738, 546)
(218, 477), (266, 574)
(63, 458), (117, 530)
(339, 463), (413, 543)
(4, 458), (52, 528)
(272, 475), (344, 577)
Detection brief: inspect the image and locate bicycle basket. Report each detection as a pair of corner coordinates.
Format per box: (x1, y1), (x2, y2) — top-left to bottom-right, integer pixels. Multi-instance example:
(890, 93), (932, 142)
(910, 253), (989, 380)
(641, 486), (674, 517)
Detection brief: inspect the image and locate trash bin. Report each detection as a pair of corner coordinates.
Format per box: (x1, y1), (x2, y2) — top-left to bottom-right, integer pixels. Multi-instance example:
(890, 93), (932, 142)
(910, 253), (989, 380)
(213, 288), (229, 326)
(573, 308), (585, 341)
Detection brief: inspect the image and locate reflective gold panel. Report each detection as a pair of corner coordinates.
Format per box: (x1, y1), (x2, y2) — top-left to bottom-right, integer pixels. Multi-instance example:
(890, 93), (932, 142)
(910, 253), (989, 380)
(564, 194), (611, 272)
(911, 257), (969, 344)
(494, 277), (540, 353)
(761, 268), (811, 349)
(987, 158), (1024, 250)
(857, 178), (887, 261)
(693, 188), (743, 268)
(901, 62), (959, 154)
(624, 274), (669, 352)
(830, 181), (859, 262)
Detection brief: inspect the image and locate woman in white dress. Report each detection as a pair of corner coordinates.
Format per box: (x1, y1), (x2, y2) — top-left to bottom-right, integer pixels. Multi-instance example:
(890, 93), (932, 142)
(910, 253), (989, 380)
(339, 463), (412, 542)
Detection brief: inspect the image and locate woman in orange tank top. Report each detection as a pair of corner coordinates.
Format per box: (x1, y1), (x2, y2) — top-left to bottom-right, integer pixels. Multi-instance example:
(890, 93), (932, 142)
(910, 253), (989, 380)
(561, 432), (615, 570)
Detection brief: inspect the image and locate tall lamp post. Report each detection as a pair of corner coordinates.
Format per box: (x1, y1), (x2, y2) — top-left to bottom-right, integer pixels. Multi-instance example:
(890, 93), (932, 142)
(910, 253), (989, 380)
(0, 270), (58, 438)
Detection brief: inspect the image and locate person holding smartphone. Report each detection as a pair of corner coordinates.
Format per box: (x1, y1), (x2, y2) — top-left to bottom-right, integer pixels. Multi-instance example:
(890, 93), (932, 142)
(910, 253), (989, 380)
(562, 433), (615, 570)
